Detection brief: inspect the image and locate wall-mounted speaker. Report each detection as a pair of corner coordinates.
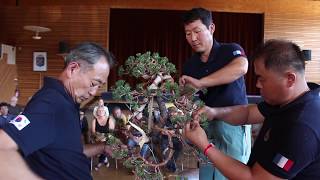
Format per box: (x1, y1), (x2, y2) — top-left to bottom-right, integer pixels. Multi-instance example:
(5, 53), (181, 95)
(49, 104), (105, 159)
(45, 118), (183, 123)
(58, 41), (69, 54)
(302, 50), (312, 61)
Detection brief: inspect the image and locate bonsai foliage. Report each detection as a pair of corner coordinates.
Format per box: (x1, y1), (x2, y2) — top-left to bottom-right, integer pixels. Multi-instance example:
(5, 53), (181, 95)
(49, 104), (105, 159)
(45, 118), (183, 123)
(106, 134), (129, 159)
(111, 51), (208, 179)
(118, 52), (176, 79)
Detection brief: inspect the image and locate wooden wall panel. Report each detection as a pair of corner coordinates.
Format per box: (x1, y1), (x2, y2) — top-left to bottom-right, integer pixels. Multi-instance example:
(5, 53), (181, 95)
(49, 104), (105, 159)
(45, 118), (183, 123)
(264, 10), (320, 84)
(1, 0), (320, 104)
(0, 6), (108, 104)
(0, 54), (18, 103)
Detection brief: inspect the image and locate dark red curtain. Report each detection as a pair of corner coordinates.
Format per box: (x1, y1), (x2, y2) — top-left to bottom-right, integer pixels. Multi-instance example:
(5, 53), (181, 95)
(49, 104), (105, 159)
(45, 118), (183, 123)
(109, 9), (263, 94)
(212, 12), (264, 95)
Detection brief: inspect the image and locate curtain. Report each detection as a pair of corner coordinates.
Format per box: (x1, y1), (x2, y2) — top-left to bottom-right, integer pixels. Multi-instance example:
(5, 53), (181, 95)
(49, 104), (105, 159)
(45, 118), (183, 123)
(109, 9), (263, 94)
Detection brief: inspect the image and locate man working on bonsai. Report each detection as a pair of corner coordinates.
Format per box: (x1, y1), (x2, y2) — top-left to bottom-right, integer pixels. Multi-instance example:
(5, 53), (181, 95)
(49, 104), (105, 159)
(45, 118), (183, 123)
(180, 7), (251, 179)
(0, 42), (115, 179)
(185, 39), (320, 179)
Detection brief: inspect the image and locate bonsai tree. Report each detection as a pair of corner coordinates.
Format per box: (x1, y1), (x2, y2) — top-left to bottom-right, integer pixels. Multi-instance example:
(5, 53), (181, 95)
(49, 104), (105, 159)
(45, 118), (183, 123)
(110, 52), (208, 179)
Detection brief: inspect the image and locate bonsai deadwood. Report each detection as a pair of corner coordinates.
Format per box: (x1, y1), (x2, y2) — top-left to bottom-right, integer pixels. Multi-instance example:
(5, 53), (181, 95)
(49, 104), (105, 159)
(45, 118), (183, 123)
(112, 51), (208, 179)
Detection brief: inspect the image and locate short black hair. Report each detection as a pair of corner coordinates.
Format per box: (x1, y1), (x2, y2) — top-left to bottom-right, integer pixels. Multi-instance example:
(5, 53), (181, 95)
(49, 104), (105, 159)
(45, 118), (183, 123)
(64, 42), (116, 69)
(0, 102), (9, 108)
(182, 7), (213, 28)
(252, 39), (305, 74)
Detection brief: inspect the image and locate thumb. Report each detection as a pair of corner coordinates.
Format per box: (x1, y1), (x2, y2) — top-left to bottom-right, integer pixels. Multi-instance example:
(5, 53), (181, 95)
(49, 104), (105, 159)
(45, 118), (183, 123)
(183, 123), (191, 136)
(185, 122), (190, 130)
(191, 121), (200, 129)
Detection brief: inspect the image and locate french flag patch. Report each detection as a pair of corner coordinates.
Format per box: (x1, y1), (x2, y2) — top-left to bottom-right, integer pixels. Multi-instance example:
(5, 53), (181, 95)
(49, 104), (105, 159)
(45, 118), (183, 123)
(232, 50), (242, 56)
(273, 153), (294, 171)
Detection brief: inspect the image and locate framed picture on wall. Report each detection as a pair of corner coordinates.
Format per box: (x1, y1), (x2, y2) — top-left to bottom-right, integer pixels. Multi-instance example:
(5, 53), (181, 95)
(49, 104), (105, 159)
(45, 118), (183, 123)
(33, 52), (47, 71)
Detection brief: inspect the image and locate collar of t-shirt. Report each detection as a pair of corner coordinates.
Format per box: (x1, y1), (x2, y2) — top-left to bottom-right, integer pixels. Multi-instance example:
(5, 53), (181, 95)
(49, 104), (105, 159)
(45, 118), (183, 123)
(259, 84), (320, 117)
(194, 39), (221, 64)
(43, 77), (80, 110)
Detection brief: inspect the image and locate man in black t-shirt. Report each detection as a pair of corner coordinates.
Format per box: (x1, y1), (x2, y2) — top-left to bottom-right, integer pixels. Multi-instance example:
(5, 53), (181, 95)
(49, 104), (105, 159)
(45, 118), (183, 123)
(0, 42), (116, 179)
(185, 40), (320, 179)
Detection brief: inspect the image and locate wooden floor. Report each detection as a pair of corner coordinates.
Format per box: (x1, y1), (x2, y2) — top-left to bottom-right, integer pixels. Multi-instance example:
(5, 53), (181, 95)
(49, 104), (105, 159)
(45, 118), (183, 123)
(91, 155), (199, 180)
(92, 164), (133, 180)
(92, 165), (199, 180)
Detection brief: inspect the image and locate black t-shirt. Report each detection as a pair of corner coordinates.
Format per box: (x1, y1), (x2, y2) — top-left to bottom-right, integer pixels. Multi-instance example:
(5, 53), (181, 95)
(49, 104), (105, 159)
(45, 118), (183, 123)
(95, 118), (109, 133)
(248, 86), (320, 179)
(2, 77), (92, 180)
(183, 39), (248, 107)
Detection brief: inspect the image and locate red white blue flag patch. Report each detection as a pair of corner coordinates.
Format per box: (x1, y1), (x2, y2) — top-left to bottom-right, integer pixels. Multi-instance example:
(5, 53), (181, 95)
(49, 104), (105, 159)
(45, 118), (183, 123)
(9, 115), (30, 130)
(273, 153), (294, 171)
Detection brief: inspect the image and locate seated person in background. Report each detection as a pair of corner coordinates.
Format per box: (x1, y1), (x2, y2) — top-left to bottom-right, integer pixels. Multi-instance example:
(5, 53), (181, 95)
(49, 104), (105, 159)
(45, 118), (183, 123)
(110, 106), (128, 127)
(79, 110), (90, 144)
(93, 98), (109, 119)
(110, 106), (130, 143)
(91, 106), (115, 170)
(160, 106), (182, 172)
(8, 96), (23, 116)
(0, 102), (16, 127)
(126, 112), (150, 158)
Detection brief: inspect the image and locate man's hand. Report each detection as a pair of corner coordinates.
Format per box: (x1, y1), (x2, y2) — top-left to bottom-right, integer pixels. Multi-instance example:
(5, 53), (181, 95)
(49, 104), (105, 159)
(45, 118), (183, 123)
(183, 121), (209, 151)
(161, 129), (175, 136)
(193, 106), (217, 122)
(179, 75), (203, 89)
(104, 145), (113, 156)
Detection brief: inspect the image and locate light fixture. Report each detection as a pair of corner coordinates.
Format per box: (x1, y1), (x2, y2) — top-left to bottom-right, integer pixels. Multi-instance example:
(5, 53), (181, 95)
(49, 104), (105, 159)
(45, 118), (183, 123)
(23, 25), (51, 40)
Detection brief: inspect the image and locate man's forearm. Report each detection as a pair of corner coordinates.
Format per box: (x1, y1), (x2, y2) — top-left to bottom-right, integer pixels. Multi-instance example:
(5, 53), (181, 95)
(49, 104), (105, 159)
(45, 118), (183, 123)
(204, 145), (281, 180)
(0, 150), (43, 179)
(205, 145), (253, 180)
(200, 57), (248, 88)
(213, 104), (264, 125)
(213, 105), (251, 125)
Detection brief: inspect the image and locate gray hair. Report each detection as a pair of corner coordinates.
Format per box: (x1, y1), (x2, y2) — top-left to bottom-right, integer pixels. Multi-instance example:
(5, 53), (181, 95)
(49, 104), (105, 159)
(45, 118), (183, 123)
(64, 42), (115, 70)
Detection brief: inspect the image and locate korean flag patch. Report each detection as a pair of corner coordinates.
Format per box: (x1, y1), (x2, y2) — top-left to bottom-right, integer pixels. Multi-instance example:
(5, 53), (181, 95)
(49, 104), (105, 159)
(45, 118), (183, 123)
(10, 115), (30, 130)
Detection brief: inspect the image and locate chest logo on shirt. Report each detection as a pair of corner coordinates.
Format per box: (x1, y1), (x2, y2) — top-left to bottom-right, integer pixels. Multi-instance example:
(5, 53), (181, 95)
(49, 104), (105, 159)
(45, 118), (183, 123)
(264, 129), (271, 142)
(9, 115), (30, 131)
